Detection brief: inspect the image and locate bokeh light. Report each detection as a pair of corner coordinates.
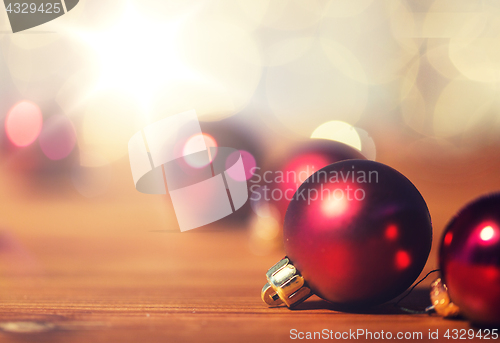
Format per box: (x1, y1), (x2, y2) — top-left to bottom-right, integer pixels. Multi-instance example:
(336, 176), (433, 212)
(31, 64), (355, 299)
(321, 194), (348, 218)
(5, 30), (77, 103)
(395, 250), (411, 270)
(183, 133), (218, 168)
(250, 195), (274, 218)
(77, 3), (192, 108)
(38, 115), (77, 160)
(259, 35), (315, 67)
(480, 226), (495, 242)
(266, 38), (367, 137)
(425, 41), (461, 79)
(172, 19), (262, 121)
(448, 10), (500, 83)
(55, 68), (100, 117)
(477, 224), (499, 245)
(311, 121), (362, 151)
(444, 232), (453, 246)
(5, 101), (43, 147)
(226, 150), (256, 181)
(385, 224), (399, 241)
(355, 128), (376, 161)
(433, 79), (496, 138)
(77, 3), (264, 122)
(320, 1), (421, 86)
(248, 202), (282, 256)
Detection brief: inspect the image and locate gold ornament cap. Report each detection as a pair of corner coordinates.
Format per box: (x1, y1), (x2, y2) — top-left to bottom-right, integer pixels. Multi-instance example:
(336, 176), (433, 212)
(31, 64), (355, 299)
(261, 257), (312, 308)
(430, 278), (461, 318)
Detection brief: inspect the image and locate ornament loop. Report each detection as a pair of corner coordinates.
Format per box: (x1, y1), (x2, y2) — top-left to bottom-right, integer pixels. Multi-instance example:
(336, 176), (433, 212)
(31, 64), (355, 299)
(261, 257), (312, 308)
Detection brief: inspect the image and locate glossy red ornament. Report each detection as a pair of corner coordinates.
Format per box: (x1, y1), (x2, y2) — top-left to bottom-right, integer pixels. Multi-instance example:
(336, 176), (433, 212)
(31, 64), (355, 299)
(265, 160), (432, 309)
(272, 140), (366, 219)
(439, 194), (500, 326)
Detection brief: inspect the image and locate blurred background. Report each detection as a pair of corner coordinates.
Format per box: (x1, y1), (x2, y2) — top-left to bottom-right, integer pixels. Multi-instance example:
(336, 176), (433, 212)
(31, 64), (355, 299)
(1, 0), (500, 279)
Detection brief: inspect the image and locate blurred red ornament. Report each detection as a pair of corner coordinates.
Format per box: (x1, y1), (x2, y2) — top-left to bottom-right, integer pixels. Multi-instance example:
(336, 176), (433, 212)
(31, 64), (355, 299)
(439, 194), (500, 326)
(272, 140), (366, 219)
(262, 160), (432, 309)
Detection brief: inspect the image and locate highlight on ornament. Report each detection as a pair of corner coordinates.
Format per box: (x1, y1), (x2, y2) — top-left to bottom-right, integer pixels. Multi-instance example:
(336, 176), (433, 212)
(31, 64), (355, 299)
(5, 101), (43, 147)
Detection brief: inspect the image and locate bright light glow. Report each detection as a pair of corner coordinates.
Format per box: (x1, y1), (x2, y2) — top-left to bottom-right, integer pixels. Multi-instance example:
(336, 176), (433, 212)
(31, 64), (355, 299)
(385, 224), (399, 241)
(321, 193), (348, 217)
(81, 91), (140, 165)
(76, 3), (196, 109)
(480, 226), (496, 242)
(76, 3), (262, 122)
(183, 133), (217, 168)
(311, 120), (362, 151)
(355, 127), (376, 160)
(395, 250), (411, 270)
(447, 8), (500, 83)
(183, 133), (216, 156)
(444, 232), (453, 246)
(249, 203), (281, 256)
(5, 101), (43, 147)
(253, 215), (280, 241)
(251, 199), (279, 219)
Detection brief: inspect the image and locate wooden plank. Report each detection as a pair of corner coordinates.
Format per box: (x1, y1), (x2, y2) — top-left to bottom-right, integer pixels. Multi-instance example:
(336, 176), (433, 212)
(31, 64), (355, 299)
(0, 232), (489, 342)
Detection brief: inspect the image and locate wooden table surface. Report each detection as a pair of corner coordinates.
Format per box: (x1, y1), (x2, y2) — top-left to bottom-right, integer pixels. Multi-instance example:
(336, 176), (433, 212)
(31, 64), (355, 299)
(0, 227), (491, 343)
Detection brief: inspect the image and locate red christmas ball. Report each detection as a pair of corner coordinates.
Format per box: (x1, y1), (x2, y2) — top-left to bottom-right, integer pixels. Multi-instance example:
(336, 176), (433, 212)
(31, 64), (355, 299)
(283, 160), (432, 308)
(272, 140), (366, 219)
(439, 194), (500, 326)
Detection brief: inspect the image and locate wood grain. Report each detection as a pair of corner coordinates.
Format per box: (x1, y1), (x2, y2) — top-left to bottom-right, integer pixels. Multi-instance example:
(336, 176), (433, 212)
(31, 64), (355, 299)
(0, 230), (491, 342)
